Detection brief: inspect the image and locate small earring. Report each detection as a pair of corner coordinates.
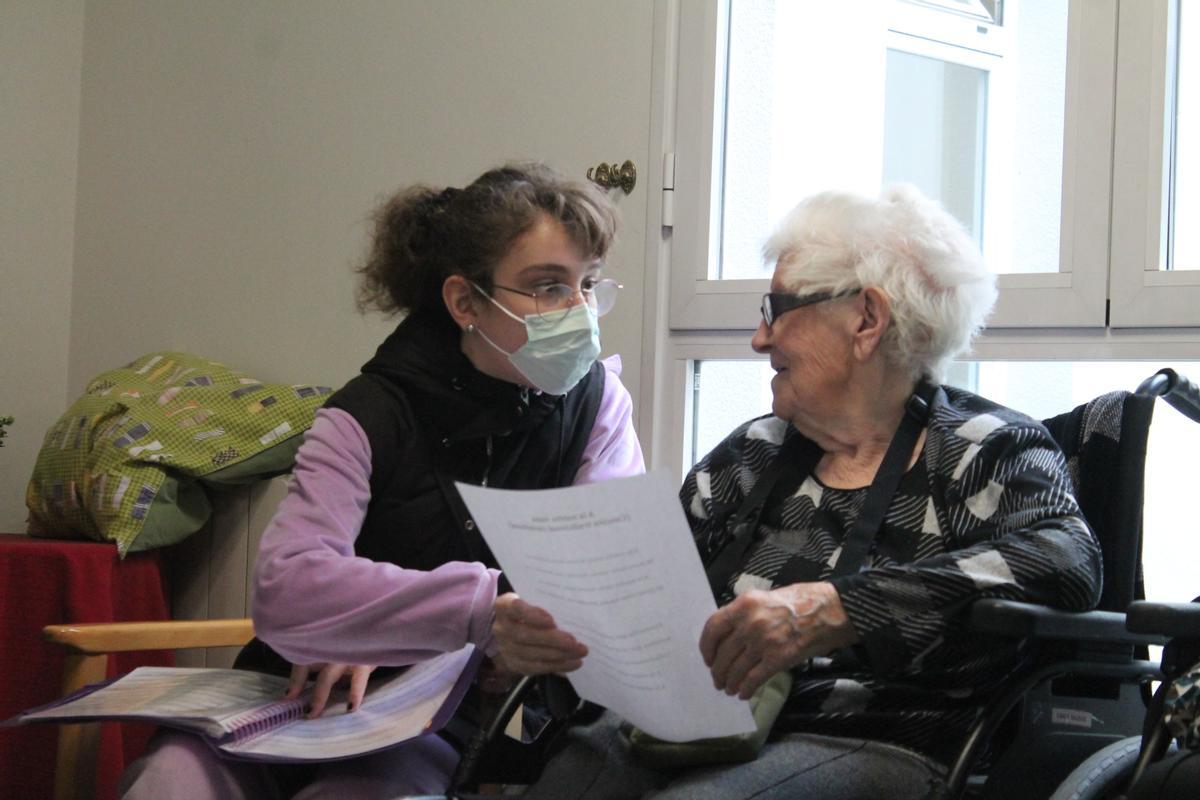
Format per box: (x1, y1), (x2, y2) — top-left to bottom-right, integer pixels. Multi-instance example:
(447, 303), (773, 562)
(465, 323), (476, 334)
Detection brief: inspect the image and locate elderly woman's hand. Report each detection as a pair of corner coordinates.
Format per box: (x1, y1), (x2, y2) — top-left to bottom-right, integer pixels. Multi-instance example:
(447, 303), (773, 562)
(699, 582), (858, 700)
(492, 592), (588, 676)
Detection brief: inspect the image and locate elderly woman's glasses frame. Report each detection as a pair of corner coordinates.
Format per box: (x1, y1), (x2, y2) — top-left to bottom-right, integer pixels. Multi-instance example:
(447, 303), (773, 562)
(491, 279), (621, 322)
(760, 290), (854, 327)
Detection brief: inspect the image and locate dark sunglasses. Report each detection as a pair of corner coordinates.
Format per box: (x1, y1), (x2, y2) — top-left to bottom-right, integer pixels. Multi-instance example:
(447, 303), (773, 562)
(760, 290), (856, 327)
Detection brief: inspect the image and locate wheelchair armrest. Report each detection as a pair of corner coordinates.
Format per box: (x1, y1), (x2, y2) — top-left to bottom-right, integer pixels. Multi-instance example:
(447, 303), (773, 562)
(1126, 600), (1200, 637)
(969, 599), (1166, 646)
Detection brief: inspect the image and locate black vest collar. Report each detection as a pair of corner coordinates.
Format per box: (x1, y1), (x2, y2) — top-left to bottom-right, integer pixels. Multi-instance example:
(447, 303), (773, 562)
(362, 311), (563, 443)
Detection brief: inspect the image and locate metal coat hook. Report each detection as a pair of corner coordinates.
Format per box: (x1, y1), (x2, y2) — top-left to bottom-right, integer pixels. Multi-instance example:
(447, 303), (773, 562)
(586, 160), (637, 194)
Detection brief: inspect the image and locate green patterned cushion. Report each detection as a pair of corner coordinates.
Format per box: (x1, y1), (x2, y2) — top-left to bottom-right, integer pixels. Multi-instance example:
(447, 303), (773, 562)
(26, 352), (331, 556)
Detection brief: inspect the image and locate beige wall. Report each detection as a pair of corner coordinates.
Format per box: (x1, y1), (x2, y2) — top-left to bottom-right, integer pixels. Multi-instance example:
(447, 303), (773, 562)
(2, 0), (652, 532)
(0, 2), (84, 530)
(69, 0), (651, 393)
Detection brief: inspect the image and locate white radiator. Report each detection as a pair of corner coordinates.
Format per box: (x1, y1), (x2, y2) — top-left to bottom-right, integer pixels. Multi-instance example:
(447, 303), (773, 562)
(163, 477), (289, 668)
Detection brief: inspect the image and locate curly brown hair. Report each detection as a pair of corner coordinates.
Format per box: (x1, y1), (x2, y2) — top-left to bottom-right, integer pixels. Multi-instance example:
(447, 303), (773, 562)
(356, 162), (618, 318)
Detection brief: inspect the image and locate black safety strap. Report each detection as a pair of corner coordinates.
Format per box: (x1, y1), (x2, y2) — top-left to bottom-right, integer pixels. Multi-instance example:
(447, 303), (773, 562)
(706, 379), (937, 594)
(704, 435), (822, 597)
(830, 379), (936, 578)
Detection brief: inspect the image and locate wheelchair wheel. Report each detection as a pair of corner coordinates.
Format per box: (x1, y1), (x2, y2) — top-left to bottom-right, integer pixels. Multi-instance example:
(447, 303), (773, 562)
(1047, 736), (1142, 800)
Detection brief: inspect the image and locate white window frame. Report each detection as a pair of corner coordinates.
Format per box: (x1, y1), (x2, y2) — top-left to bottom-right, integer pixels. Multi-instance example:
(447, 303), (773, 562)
(668, 0), (1115, 332)
(889, 1), (1006, 53)
(1109, 0), (1200, 327)
(903, 0), (1001, 24)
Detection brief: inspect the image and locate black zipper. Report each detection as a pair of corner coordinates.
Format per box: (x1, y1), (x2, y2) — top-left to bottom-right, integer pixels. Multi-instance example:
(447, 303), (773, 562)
(482, 435), (493, 487)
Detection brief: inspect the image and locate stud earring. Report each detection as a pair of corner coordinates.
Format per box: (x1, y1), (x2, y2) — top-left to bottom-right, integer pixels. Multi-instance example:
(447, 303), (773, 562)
(465, 323), (476, 334)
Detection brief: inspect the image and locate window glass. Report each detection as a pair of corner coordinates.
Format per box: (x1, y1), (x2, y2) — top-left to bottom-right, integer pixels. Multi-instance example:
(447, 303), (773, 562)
(883, 51), (988, 240)
(1170, 0), (1199, 270)
(691, 360), (774, 461)
(691, 359), (1200, 603)
(717, 0), (1068, 280)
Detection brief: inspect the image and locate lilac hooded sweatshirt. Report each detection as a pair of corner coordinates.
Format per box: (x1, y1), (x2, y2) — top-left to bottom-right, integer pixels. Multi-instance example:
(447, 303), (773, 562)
(251, 355), (645, 668)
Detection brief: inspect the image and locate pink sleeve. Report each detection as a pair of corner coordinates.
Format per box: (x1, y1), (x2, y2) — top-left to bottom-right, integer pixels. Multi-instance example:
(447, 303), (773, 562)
(573, 355), (646, 485)
(251, 407), (501, 666)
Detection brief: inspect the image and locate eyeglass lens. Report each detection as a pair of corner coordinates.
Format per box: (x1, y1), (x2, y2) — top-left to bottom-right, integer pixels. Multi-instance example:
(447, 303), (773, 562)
(760, 294), (779, 327)
(535, 280), (620, 319)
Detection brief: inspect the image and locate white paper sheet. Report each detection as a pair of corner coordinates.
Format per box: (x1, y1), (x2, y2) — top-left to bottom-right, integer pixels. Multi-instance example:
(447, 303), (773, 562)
(457, 470), (756, 742)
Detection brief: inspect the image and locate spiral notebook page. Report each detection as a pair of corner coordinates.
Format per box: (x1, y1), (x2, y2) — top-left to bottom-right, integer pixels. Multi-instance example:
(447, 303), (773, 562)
(457, 470), (755, 742)
(22, 668), (293, 737)
(221, 644), (477, 760)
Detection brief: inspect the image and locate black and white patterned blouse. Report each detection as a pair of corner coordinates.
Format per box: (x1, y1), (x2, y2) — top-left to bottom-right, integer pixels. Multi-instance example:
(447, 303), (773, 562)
(681, 385), (1102, 764)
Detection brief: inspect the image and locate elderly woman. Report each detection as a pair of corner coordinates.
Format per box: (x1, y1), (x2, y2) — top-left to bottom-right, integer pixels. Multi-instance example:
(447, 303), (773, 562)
(493, 185), (1102, 799)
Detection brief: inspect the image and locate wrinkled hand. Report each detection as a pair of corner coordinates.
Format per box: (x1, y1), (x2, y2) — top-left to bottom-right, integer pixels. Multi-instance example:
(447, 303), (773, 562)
(286, 662), (376, 718)
(492, 592), (587, 676)
(699, 582), (858, 700)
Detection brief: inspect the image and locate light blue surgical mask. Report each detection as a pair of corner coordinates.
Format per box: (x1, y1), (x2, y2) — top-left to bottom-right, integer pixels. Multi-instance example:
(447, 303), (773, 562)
(471, 285), (601, 395)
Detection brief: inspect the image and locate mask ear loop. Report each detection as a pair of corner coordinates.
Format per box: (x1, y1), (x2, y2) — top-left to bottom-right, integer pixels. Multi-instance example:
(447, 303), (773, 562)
(464, 283), (520, 356)
(470, 318), (517, 357)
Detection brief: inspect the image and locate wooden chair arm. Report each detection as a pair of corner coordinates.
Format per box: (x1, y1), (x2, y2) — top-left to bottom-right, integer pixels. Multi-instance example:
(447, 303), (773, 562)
(43, 618), (255, 655)
(43, 619), (254, 800)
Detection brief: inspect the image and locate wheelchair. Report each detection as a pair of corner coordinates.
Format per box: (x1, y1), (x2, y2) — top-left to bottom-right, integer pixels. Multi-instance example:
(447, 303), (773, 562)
(1045, 597), (1200, 799)
(936, 367), (1200, 799)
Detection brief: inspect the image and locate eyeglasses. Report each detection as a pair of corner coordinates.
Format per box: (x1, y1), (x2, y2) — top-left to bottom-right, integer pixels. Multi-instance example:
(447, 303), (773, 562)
(759, 290), (855, 327)
(491, 278), (622, 321)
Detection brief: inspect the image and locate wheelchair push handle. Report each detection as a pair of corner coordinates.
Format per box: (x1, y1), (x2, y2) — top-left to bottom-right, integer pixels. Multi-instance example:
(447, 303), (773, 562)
(1135, 368), (1200, 424)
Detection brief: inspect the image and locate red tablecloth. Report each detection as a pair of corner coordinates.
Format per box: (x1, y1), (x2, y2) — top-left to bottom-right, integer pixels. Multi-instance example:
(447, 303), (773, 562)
(0, 534), (172, 800)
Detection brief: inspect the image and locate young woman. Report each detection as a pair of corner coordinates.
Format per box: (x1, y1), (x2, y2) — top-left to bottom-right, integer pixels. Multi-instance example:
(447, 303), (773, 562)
(120, 163), (644, 799)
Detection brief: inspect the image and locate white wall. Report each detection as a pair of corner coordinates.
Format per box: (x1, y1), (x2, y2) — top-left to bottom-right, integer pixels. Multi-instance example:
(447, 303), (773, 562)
(1, 0), (653, 531)
(0, 1), (84, 530)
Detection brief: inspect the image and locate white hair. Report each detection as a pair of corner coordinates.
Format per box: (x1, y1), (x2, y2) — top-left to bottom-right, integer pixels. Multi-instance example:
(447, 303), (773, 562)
(762, 185), (997, 382)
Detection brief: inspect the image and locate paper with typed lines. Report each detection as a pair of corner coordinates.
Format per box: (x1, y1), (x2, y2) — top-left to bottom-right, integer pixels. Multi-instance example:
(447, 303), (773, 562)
(458, 470), (754, 742)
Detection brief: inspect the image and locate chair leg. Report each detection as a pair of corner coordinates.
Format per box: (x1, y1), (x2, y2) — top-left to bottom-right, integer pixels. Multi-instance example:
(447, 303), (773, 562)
(55, 652), (108, 800)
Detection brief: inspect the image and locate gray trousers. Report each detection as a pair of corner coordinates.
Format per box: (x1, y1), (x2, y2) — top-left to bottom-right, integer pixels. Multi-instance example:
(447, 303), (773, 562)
(517, 712), (947, 800)
(118, 728), (458, 799)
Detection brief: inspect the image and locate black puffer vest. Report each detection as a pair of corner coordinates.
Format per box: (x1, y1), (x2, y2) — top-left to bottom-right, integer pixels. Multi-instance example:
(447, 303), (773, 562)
(328, 310), (605, 571)
(236, 310), (604, 674)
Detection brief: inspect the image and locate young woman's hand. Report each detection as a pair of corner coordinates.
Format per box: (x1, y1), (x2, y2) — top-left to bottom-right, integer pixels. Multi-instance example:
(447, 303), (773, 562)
(492, 592), (587, 676)
(286, 662), (376, 718)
